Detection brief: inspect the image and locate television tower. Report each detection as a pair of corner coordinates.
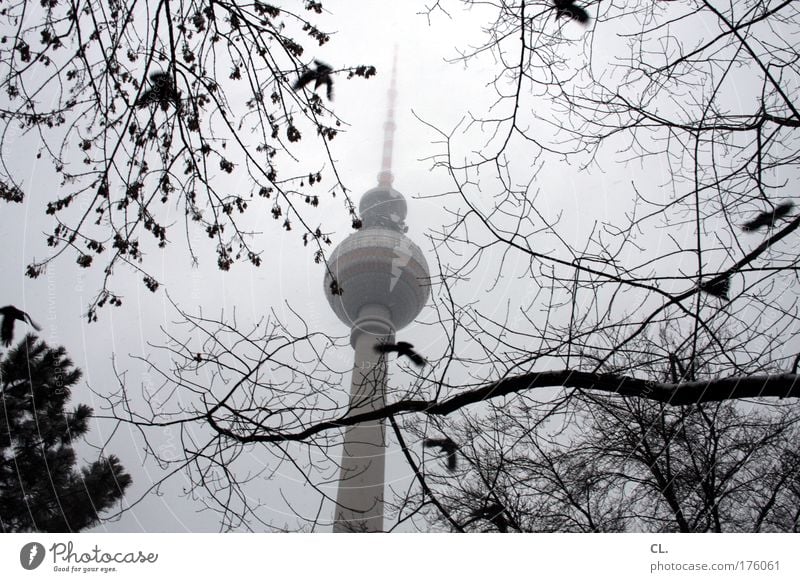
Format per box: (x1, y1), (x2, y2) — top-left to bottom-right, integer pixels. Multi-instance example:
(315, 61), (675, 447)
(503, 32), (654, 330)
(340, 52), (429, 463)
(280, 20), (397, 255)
(323, 57), (430, 532)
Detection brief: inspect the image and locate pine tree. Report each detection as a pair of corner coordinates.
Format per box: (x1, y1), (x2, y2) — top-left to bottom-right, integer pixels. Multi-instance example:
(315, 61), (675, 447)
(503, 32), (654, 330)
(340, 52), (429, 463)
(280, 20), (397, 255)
(0, 335), (132, 532)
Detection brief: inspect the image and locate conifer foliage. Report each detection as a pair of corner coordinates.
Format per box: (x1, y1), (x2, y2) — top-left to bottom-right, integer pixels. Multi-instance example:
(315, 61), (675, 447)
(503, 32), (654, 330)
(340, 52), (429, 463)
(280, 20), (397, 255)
(0, 336), (131, 532)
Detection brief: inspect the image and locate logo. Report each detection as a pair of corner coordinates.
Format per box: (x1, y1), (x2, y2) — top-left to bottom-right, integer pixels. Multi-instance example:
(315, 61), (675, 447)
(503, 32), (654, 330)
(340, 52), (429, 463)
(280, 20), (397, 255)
(390, 235), (413, 292)
(20, 542), (46, 570)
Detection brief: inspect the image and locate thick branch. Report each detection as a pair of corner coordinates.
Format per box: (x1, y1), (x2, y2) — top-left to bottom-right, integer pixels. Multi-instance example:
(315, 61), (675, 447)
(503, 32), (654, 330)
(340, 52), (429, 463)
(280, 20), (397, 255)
(206, 371), (800, 444)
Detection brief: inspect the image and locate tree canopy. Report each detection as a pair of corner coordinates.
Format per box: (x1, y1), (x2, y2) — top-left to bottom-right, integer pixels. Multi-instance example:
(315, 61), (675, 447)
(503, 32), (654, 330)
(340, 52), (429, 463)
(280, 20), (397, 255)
(0, 336), (131, 532)
(1, 0), (374, 320)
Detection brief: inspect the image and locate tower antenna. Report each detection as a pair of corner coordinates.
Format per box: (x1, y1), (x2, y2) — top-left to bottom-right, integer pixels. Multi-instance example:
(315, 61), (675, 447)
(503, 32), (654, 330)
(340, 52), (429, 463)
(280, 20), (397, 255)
(378, 49), (398, 187)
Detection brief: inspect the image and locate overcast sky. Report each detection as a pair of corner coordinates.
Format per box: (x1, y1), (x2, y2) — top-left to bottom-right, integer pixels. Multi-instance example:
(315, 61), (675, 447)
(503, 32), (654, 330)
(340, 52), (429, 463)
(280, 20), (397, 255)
(3, 0), (770, 533)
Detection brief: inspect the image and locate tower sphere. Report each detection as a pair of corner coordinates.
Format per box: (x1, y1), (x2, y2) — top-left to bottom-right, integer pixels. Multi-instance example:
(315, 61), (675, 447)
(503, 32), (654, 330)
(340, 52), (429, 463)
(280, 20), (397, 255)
(324, 219), (429, 331)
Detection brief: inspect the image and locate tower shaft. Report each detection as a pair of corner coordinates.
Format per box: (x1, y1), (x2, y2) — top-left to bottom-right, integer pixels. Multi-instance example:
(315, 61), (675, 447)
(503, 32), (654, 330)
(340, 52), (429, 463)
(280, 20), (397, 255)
(333, 305), (393, 532)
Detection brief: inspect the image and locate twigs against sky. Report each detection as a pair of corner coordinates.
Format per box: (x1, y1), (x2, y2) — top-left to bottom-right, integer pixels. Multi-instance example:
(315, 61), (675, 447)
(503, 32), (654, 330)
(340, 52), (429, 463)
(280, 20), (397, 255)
(1, 1), (376, 321)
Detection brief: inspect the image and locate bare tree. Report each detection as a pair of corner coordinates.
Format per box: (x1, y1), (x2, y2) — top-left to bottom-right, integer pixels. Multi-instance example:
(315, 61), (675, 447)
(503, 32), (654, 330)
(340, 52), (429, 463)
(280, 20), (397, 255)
(1, 0), (375, 320)
(402, 331), (800, 532)
(380, 1), (800, 532)
(430, 399), (800, 532)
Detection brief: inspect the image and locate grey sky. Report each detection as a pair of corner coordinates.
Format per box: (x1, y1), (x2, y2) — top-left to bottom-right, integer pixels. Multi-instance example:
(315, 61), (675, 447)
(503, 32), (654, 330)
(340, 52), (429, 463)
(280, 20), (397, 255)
(4, 0), (798, 533)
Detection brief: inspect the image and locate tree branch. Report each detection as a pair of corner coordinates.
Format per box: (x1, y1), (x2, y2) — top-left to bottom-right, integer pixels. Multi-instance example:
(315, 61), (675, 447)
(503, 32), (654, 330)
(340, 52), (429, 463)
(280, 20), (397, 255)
(206, 370), (800, 444)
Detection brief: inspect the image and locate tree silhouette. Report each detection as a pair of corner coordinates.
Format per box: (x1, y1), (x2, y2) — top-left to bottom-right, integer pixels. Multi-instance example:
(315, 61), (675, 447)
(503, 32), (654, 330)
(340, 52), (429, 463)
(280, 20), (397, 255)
(417, 376), (800, 532)
(0, 1), (376, 321)
(0, 336), (131, 532)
